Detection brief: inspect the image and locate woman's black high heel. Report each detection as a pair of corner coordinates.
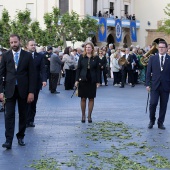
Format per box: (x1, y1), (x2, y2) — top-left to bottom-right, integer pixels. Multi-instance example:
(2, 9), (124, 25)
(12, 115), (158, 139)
(87, 117), (92, 123)
(81, 120), (85, 123)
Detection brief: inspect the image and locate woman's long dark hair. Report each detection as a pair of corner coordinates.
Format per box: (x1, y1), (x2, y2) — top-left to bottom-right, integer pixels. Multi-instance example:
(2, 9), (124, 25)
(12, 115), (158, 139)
(64, 46), (71, 55)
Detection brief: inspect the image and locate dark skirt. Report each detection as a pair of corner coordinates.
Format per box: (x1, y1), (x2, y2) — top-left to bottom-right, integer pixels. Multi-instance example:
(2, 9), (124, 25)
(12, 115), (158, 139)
(78, 81), (97, 99)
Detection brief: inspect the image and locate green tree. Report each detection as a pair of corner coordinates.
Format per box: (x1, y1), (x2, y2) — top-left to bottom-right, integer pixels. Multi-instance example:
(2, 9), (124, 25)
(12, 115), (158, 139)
(30, 21), (44, 46)
(79, 15), (98, 42)
(0, 9), (11, 48)
(43, 9), (63, 47)
(46, 7), (98, 48)
(11, 10), (32, 48)
(158, 3), (170, 34)
(59, 11), (81, 47)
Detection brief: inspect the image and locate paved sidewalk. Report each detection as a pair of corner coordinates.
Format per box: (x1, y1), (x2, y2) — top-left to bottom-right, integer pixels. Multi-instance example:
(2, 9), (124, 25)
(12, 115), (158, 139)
(0, 78), (170, 170)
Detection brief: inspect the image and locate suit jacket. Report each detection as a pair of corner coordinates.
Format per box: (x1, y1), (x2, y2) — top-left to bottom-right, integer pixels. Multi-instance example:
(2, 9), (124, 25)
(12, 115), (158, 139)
(50, 53), (63, 74)
(146, 54), (170, 91)
(76, 55), (100, 83)
(98, 56), (107, 69)
(33, 52), (47, 90)
(131, 53), (139, 70)
(0, 49), (36, 98)
(121, 54), (133, 71)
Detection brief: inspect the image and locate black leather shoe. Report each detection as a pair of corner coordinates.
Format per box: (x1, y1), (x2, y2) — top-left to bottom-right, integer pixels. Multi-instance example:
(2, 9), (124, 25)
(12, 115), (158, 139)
(51, 91), (60, 94)
(0, 108), (4, 112)
(158, 124), (166, 130)
(18, 138), (25, 146)
(119, 86), (124, 88)
(81, 120), (85, 123)
(26, 122), (35, 128)
(131, 84), (135, 87)
(2, 142), (12, 149)
(148, 122), (155, 129)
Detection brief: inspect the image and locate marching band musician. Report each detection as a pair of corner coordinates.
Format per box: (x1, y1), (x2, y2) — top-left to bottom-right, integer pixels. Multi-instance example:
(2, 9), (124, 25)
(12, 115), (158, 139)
(119, 48), (135, 88)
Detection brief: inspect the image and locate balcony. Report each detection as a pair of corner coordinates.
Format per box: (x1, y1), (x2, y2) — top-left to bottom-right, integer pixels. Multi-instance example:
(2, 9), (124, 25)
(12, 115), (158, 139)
(90, 16), (140, 28)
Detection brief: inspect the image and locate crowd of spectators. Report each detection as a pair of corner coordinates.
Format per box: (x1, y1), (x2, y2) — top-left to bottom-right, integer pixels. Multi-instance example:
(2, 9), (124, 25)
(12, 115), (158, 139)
(97, 10), (136, 20)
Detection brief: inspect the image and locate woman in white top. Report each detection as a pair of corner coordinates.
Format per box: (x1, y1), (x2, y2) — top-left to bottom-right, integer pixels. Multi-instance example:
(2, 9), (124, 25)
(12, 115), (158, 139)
(62, 47), (76, 90)
(111, 52), (121, 86)
(110, 49), (115, 78)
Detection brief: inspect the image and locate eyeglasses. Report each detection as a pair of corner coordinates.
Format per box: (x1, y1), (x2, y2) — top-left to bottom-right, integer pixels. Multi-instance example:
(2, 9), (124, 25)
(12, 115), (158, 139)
(158, 47), (166, 48)
(99, 53), (103, 54)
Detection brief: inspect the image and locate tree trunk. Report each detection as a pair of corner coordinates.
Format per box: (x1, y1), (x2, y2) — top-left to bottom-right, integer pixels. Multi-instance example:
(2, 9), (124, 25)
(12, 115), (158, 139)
(62, 35), (67, 49)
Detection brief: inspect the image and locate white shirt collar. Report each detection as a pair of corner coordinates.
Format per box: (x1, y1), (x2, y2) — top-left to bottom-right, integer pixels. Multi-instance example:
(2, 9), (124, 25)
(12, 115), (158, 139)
(12, 48), (21, 56)
(159, 54), (166, 59)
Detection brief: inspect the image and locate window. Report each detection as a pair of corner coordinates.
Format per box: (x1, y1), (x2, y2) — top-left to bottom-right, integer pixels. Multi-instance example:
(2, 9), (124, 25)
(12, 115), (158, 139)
(124, 5), (128, 15)
(26, 3), (34, 19)
(0, 5), (3, 19)
(59, 0), (69, 14)
(93, 0), (97, 16)
(110, 2), (114, 14)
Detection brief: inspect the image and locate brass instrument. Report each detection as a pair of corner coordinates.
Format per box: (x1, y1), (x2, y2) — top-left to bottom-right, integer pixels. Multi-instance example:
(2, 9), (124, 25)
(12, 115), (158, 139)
(140, 45), (157, 66)
(118, 56), (129, 66)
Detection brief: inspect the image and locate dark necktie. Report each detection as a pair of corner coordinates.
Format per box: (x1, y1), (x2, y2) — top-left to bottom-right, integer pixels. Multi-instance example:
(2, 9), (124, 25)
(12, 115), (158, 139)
(161, 56), (164, 70)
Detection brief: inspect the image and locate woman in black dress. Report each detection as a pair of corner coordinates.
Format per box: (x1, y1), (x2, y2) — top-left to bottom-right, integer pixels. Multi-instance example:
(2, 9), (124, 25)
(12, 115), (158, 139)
(75, 42), (100, 123)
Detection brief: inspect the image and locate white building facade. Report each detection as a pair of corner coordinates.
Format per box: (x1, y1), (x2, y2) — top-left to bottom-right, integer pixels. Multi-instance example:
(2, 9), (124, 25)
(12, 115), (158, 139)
(0, 0), (170, 48)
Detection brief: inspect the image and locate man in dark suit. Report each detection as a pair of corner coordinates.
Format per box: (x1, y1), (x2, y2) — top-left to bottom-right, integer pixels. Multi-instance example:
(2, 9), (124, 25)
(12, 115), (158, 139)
(120, 48), (135, 88)
(44, 46), (53, 91)
(26, 40), (47, 127)
(131, 47), (139, 84)
(146, 41), (170, 130)
(0, 34), (36, 149)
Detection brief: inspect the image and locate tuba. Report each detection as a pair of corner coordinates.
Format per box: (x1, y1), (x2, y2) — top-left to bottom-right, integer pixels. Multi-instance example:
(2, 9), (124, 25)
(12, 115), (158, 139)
(118, 57), (127, 65)
(118, 56), (130, 66)
(140, 45), (157, 66)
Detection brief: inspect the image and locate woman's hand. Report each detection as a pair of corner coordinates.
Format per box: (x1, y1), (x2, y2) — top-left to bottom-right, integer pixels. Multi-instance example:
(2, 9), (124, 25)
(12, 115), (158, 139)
(75, 81), (79, 87)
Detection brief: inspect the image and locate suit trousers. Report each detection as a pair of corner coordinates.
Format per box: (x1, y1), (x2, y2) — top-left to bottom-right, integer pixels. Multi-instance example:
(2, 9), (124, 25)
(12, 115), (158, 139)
(100, 68), (107, 84)
(113, 72), (121, 85)
(5, 86), (28, 142)
(65, 69), (75, 90)
(27, 88), (40, 123)
(149, 84), (169, 124)
(121, 69), (134, 86)
(50, 73), (59, 92)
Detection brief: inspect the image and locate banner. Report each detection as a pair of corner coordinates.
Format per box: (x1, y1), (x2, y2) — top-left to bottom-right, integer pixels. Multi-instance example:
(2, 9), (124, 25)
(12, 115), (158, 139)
(98, 17), (107, 42)
(115, 19), (122, 43)
(130, 21), (137, 42)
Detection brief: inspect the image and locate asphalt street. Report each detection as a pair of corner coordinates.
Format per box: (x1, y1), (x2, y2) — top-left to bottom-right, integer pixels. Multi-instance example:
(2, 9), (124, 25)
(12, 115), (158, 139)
(0, 78), (170, 170)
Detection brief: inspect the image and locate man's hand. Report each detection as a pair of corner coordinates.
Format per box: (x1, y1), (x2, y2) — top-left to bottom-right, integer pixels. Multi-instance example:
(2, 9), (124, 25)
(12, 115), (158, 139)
(27, 93), (34, 103)
(146, 86), (150, 92)
(0, 93), (4, 102)
(96, 83), (100, 88)
(42, 82), (47, 87)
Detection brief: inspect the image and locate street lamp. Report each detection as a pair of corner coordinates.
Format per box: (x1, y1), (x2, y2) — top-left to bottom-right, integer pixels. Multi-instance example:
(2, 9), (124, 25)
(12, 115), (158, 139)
(72, 37), (76, 49)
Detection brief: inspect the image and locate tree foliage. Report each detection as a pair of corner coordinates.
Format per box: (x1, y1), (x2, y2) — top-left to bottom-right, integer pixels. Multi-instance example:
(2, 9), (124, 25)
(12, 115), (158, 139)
(0, 9), (11, 48)
(0, 7), (98, 49)
(11, 10), (32, 48)
(158, 3), (170, 34)
(79, 15), (98, 42)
